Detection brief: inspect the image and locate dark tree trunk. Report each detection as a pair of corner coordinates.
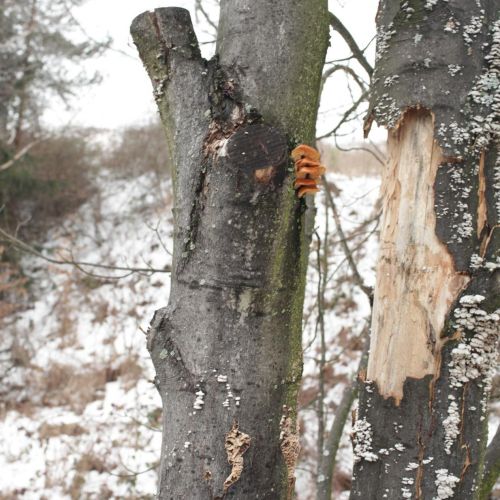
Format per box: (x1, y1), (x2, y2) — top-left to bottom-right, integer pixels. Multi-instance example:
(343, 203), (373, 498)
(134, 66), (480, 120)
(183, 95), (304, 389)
(351, 1), (499, 499)
(131, 2), (329, 498)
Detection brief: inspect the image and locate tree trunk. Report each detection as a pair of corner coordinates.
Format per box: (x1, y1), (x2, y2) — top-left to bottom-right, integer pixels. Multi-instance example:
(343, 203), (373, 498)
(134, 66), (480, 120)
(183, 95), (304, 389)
(130, 2), (329, 498)
(351, 1), (499, 499)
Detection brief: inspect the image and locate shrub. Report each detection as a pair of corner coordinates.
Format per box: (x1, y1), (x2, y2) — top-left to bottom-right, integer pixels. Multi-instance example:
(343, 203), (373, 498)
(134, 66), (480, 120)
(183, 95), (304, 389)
(0, 128), (99, 240)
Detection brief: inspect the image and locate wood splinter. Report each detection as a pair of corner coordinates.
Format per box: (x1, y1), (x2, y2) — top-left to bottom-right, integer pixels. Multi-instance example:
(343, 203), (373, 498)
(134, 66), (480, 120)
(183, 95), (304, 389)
(291, 144), (325, 197)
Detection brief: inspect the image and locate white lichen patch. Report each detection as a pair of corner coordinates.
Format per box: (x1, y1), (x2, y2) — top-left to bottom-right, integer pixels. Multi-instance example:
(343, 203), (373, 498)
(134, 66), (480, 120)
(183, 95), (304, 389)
(402, 487), (412, 498)
(352, 417), (378, 463)
(470, 253), (484, 269)
(384, 75), (400, 87)
(467, 20), (500, 155)
(373, 93), (401, 128)
(444, 17), (460, 34)
(424, 0), (439, 10)
(193, 388), (205, 410)
(376, 22), (396, 62)
(448, 64), (462, 76)
(443, 166), (473, 244)
(442, 398), (460, 454)
(153, 77), (168, 102)
(394, 442), (405, 452)
(434, 469), (460, 499)
(401, 1), (415, 20)
(406, 462), (419, 471)
(463, 15), (484, 45)
(470, 253), (500, 271)
(449, 295), (500, 390)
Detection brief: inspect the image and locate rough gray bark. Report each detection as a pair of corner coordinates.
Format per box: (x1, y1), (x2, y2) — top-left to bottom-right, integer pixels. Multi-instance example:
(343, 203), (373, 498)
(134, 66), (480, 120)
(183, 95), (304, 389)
(351, 1), (499, 499)
(130, 3), (329, 498)
(479, 424), (500, 499)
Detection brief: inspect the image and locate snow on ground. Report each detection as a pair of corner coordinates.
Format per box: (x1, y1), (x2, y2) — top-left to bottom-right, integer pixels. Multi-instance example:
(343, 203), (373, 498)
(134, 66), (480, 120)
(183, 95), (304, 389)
(1, 170), (172, 499)
(297, 172), (381, 497)
(0, 167), (381, 499)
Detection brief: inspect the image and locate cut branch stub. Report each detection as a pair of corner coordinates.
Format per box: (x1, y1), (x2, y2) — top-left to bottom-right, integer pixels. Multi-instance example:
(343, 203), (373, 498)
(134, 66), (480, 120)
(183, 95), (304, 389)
(151, 8), (201, 61)
(226, 124), (288, 187)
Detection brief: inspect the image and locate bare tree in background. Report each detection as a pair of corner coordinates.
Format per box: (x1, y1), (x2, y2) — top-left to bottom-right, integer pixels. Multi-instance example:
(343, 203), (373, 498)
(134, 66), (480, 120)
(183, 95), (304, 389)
(0, 0), (108, 158)
(131, 2), (329, 497)
(351, 1), (499, 499)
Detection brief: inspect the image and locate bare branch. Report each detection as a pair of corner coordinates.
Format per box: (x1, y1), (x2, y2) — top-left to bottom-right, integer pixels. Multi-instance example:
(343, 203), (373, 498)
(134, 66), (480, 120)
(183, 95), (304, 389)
(334, 139), (386, 167)
(328, 12), (373, 77)
(317, 90), (369, 140)
(321, 180), (373, 301)
(0, 227), (171, 279)
(194, 0), (218, 32)
(325, 36), (375, 66)
(0, 139), (43, 172)
(321, 64), (368, 98)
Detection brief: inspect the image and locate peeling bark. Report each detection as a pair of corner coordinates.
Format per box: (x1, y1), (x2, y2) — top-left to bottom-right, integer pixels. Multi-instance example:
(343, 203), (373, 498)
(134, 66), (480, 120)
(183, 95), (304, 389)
(352, 1), (499, 499)
(131, 3), (329, 498)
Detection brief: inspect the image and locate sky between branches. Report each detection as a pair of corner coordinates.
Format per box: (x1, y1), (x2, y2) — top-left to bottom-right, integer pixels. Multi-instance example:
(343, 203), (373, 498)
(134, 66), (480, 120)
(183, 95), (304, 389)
(44, 0), (384, 144)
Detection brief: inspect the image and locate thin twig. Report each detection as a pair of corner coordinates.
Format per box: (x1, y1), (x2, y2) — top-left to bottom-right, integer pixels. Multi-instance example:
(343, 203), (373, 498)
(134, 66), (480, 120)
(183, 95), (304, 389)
(145, 220), (172, 256)
(0, 227), (171, 279)
(317, 90), (369, 140)
(106, 464), (157, 478)
(321, 64), (367, 91)
(194, 0), (218, 32)
(321, 181), (373, 301)
(334, 138), (386, 167)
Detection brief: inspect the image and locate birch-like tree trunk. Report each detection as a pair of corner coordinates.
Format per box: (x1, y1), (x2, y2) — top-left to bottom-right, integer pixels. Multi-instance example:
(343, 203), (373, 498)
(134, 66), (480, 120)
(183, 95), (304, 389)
(351, 1), (499, 499)
(131, 2), (329, 498)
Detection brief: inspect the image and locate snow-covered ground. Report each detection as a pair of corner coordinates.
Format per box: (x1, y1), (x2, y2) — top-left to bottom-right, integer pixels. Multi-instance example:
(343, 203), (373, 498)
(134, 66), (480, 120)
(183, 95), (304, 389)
(0, 167), (381, 499)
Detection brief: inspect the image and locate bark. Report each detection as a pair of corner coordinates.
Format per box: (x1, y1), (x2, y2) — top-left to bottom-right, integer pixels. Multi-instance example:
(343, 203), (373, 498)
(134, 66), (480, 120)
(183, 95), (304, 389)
(351, 1), (499, 499)
(130, 2), (329, 498)
(479, 425), (500, 500)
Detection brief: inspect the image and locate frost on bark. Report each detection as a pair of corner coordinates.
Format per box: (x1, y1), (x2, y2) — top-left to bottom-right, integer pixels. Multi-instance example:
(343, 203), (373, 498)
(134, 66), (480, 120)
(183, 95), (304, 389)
(351, 1), (499, 499)
(130, 2), (329, 498)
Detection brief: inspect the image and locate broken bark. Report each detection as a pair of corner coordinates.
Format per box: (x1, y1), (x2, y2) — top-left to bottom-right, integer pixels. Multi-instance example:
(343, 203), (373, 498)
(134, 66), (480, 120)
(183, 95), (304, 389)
(352, 1), (499, 499)
(131, 3), (329, 498)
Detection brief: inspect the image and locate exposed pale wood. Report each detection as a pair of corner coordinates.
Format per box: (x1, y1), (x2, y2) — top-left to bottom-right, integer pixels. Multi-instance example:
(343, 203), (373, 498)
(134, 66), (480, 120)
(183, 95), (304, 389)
(367, 109), (469, 403)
